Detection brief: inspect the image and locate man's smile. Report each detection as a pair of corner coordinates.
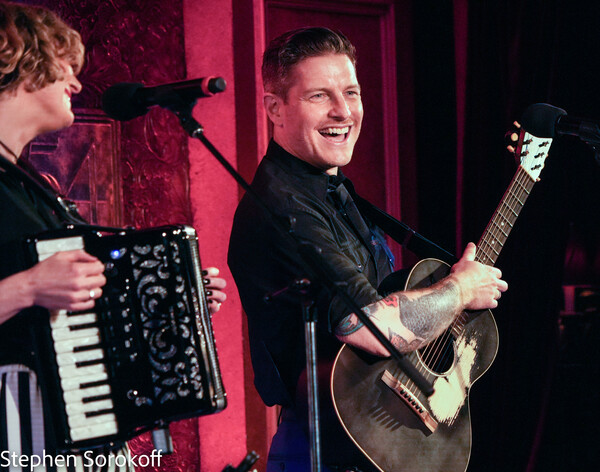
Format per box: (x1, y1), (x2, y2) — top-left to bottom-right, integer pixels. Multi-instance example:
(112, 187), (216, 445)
(319, 126), (351, 142)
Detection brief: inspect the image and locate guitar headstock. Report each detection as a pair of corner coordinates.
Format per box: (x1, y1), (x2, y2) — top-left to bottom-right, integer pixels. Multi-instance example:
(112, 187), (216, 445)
(507, 123), (553, 181)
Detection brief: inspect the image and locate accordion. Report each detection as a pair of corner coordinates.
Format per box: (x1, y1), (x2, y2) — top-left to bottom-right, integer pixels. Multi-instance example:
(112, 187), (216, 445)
(25, 225), (226, 452)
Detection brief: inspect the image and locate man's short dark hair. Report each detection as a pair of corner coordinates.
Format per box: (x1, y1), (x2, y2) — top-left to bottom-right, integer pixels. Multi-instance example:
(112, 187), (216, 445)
(262, 26), (356, 99)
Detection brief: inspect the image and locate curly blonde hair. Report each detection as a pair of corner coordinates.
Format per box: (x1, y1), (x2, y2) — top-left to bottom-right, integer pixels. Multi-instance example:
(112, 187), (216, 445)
(0, 2), (84, 95)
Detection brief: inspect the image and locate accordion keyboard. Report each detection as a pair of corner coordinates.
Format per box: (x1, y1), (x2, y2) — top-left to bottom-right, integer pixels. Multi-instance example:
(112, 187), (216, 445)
(36, 235), (119, 442)
(30, 225), (226, 452)
(50, 309), (118, 441)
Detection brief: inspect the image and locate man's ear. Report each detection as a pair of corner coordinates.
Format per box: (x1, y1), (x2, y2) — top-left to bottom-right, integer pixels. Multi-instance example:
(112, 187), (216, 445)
(264, 93), (283, 126)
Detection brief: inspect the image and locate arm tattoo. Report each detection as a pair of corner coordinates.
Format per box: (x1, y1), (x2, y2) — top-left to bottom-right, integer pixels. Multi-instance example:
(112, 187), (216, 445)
(334, 304), (375, 337)
(335, 282), (460, 349)
(335, 313), (364, 336)
(397, 282), (460, 344)
(388, 327), (423, 352)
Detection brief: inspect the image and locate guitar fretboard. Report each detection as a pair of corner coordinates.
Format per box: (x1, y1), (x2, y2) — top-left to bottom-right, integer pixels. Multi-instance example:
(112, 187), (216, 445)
(476, 166), (536, 267)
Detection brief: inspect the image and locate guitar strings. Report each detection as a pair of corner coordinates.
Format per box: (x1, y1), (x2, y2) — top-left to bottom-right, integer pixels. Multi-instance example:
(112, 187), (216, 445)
(414, 166), (536, 391)
(401, 162), (538, 401)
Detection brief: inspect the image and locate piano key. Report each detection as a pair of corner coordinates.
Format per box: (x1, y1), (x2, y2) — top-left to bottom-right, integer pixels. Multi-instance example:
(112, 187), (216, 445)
(69, 419), (118, 441)
(60, 366), (108, 391)
(67, 410), (118, 430)
(50, 312), (97, 328)
(63, 384), (110, 404)
(36, 236), (84, 259)
(52, 326), (100, 342)
(56, 348), (104, 367)
(54, 334), (101, 354)
(66, 399), (114, 416)
(68, 411), (117, 428)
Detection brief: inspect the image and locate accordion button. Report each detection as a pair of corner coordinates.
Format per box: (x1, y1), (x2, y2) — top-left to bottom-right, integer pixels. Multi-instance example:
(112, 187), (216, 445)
(105, 262), (118, 277)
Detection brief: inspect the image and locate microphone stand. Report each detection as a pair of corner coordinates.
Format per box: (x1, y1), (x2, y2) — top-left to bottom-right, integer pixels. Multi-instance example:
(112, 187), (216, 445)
(558, 118), (600, 165)
(171, 102), (434, 471)
(264, 278), (322, 471)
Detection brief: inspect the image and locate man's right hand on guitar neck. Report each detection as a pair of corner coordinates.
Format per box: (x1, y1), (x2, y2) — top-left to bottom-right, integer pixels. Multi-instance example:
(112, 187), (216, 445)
(450, 242), (508, 311)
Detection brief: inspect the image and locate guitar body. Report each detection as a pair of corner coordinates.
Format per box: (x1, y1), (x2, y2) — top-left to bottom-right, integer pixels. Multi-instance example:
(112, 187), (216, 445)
(331, 258), (499, 472)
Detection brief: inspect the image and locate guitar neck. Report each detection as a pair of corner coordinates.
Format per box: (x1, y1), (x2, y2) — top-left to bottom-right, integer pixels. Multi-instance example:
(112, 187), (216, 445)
(475, 166), (536, 267)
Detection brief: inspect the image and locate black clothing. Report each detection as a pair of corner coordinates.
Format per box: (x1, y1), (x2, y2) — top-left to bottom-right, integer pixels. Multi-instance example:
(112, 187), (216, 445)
(228, 140), (393, 469)
(0, 155), (63, 366)
(0, 154), (132, 469)
(0, 156), (63, 261)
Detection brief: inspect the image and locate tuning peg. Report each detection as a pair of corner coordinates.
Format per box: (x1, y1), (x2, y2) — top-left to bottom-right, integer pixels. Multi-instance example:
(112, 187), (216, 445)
(505, 121), (521, 154)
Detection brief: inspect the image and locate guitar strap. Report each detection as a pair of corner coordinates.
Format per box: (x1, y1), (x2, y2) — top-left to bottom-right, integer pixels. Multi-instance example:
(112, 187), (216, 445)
(350, 189), (457, 265)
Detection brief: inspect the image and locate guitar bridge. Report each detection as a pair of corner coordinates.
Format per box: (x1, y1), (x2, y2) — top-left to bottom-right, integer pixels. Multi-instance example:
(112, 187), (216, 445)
(380, 370), (438, 433)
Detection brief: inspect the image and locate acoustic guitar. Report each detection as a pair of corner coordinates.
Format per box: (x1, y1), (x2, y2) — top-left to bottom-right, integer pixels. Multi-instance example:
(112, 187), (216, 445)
(330, 128), (553, 472)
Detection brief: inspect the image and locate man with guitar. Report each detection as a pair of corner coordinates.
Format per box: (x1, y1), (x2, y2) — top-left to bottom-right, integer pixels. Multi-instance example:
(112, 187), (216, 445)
(228, 27), (507, 471)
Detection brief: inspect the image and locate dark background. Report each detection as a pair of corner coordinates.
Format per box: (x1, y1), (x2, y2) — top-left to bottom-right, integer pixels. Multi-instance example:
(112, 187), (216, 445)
(410, 1), (600, 470)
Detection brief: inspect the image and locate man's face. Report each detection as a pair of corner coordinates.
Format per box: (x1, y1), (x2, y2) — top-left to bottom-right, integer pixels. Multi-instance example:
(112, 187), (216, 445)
(266, 53), (363, 175)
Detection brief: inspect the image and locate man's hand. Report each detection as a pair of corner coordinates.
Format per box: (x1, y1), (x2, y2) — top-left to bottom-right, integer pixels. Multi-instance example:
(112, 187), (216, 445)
(450, 242), (508, 310)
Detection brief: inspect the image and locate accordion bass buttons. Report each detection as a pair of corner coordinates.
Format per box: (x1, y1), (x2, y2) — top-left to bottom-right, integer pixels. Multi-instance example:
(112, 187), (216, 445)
(104, 261), (118, 278)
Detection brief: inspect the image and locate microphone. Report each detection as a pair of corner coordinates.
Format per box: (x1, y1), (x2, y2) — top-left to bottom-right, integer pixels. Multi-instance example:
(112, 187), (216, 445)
(102, 76), (226, 121)
(520, 103), (600, 141)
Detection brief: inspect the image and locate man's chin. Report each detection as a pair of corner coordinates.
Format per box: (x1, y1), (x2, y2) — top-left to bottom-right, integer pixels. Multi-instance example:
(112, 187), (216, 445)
(327, 156), (352, 171)
(329, 147), (355, 168)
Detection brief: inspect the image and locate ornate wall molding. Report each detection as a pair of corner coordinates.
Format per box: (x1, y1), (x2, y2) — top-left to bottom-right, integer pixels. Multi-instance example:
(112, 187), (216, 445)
(38, 0), (192, 229)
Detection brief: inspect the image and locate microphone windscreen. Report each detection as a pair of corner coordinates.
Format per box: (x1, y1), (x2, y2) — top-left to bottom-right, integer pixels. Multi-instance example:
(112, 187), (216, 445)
(520, 103), (567, 138)
(206, 77), (227, 94)
(101, 82), (146, 121)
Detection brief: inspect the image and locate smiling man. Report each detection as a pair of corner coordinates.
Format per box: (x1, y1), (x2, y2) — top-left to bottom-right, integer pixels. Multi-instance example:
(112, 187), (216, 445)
(228, 27), (506, 472)
(263, 52), (363, 174)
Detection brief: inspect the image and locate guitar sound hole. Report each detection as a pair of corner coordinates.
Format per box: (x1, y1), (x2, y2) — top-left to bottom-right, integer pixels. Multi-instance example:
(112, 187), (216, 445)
(418, 328), (455, 374)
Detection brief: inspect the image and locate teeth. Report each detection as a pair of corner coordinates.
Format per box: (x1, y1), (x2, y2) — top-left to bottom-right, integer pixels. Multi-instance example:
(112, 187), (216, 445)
(321, 127), (349, 135)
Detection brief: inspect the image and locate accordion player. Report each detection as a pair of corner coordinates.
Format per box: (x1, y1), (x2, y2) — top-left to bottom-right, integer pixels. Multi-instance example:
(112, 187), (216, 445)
(22, 224), (226, 453)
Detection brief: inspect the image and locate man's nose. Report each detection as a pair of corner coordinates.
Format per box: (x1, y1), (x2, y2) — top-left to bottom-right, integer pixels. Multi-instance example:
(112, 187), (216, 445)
(329, 93), (351, 119)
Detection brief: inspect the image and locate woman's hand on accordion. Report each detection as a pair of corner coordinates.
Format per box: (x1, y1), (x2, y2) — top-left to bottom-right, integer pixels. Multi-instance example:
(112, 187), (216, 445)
(27, 249), (106, 311)
(0, 249), (106, 323)
(203, 266), (227, 314)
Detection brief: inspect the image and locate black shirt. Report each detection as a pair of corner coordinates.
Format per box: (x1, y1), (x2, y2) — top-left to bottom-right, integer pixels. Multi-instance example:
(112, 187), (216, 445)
(0, 155), (66, 366)
(228, 140), (393, 408)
